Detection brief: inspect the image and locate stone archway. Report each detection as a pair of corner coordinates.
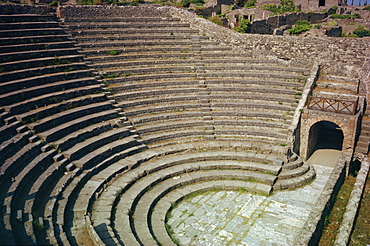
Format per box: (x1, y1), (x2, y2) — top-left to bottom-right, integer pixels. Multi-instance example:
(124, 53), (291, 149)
(300, 110), (358, 160)
(306, 121), (344, 159)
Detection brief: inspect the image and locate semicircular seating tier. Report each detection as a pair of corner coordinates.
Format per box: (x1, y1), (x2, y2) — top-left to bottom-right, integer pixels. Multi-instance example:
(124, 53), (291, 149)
(0, 7), (315, 245)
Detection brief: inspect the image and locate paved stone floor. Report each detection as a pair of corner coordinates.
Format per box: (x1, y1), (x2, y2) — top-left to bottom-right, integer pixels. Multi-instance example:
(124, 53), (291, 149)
(166, 164), (334, 246)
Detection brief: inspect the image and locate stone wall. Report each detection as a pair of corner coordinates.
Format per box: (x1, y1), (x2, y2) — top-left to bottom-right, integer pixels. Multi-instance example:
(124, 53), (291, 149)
(0, 3), (55, 15)
(165, 6), (370, 97)
(297, 149), (352, 245)
(249, 11), (328, 34)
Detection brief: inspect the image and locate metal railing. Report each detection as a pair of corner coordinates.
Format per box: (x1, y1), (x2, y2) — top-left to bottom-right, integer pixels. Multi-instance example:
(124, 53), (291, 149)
(307, 96), (357, 115)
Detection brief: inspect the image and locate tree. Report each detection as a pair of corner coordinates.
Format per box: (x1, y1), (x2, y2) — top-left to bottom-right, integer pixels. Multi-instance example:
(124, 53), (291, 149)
(233, 19), (251, 33)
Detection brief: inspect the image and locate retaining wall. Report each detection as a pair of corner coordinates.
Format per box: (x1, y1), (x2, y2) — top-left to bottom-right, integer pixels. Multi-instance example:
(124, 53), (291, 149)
(249, 12), (328, 34)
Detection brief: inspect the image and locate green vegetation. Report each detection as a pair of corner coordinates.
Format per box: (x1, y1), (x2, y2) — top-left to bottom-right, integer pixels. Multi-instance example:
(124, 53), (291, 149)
(49, 0), (59, 6)
(350, 174), (370, 245)
(325, 20), (337, 25)
(364, 5), (370, 11)
(129, 0), (145, 6)
(331, 5), (338, 12)
(178, 0), (204, 7)
(287, 20), (312, 35)
(353, 25), (370, 37)
(108, 50), (119, 55)
(207, 16), (223, 26)
(261, 0), (299, 15)
(330, 13), (360, 19)
(233, 19), (251, 33)
(314, 24), (321, 29)
(319, 175), (356, 245)
(99, 73), (120, 79)
(235, 0), (256, 8)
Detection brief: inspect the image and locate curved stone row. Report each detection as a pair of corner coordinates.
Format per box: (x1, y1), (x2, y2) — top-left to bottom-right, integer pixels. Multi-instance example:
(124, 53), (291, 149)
(0, 12), (140, 245)
(0, 6), (318, 245)
(80, 144), (315, 245)
(63, 12), (309, 150)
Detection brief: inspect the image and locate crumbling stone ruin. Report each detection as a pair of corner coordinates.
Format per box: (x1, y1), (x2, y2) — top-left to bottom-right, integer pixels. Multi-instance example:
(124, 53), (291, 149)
(0, 3), (369, 246)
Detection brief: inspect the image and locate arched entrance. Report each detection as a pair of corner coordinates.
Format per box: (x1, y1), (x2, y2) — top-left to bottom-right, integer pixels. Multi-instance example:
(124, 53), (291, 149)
(306, 121), (344, 159)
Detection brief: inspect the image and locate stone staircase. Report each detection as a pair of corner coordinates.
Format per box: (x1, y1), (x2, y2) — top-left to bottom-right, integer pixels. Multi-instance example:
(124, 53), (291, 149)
(355, 114), (370, 154)
(0, 6), (318, 245)
(64, 15), (309, 152)
(313, 74), (359, 101)
(0, 13), (145, 245)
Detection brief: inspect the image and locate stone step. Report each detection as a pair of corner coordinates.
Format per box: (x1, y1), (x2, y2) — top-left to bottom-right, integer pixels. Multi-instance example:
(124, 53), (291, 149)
(19, 93), (106, 126)
(0, 47), (80, 64)
(312, 89), (359, 99)
(213, 129), (287, 142)
(0, 131), (33, 164)
(0, 68), (94, 95)
(28, 101), (115, 133)
(109, 80), (200, 94)
(9, 84), (103, 118)
(75, 34), (208, 43)
(87, 52), (194, 63)
(137, 120), (203, 135)
(210, 110), (293, 122)
(37, 108), (120, 143)
(76, 40), (202, 49)
(282, 158), (304, 170)
(65, 22), (189, 30)
(54, 143), (147, 243)
(210, 101), (295, 112)
(0, 75), (97, 107)
(0, 40), (77, 54)
(0, 14), (56, 23)
(117, 95), (199, 110)
(208, 86), (299, 97)
(140, 129), (205, 146)
(316, 79), (358, 94)
(125, 104), (202, 118)
(0, 21), (60, 30)
(273, 164), (316, 190)
(278, 162), (310, 179)
(356, 140), (369, 149)
(4, 149), (56, 245)
(99, 65), (196, 77)
(69, 28), (199, 36)
(0, 62), (88, 83)
(206, 78), (304, 90)
(72, 135), (140, 170)
(64, 17), (181, 23)
(200, 64), (309, 75)
(202, 71), (307, 82)
(93, 59), (196, 70)
(355, 145), (369, 155)
(62, 126), (134, 162)
(0, 34), (73, 46)
(131, 111), (203, 126)
(0, 28), (65, 38)
(319, 74), (359, 84)
(212, 119), (289, 132)
(52, 118), (126, 152)
(0, 141), (43, 184)
(0, 120), (22, 143)
(0, 54), (83, 74)
(113, 88), (199, 101)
